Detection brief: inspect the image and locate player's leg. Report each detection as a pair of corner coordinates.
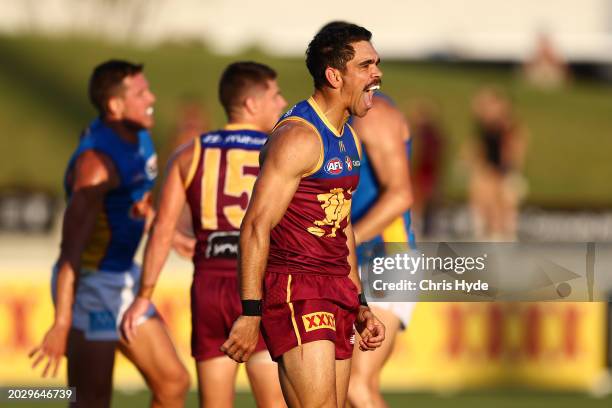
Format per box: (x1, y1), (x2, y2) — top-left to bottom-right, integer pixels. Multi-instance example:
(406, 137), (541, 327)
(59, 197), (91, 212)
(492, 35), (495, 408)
(191, 274), (246, 407)
(335, 358), (352, 408)
(195, 356), (238, 408)
(66, 328), (116, 408)
(118, 316), (190, 408)
(347, 306), (401, 408)
(278, 340), (337, 408)
(245, 351), (287, 408)
(277, 360), (302, 408)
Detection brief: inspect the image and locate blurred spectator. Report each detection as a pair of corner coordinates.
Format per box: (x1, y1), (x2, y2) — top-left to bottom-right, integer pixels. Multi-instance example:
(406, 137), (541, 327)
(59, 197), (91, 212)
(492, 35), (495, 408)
(171, 96), (210, 148)
(161, 95), (211, 166)
(409, 100), (445, 238)
(469, 87), (528, 240)
(522, 33), (569, 89)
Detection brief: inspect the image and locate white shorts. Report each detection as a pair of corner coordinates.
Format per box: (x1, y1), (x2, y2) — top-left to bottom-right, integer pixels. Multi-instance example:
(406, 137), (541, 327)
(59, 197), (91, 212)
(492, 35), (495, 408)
(51, 263), (156, 341)
(369, 301), (416, 330)
(358, 260), (418, 330)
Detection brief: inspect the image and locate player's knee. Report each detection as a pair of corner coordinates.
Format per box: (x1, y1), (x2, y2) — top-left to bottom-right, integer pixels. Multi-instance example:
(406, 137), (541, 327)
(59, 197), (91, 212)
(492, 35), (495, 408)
(154, 366), (190, 403)
(306, 387), (337, 408)
(347, 374), (376, 406)
(172, 367), (191, 395)
(255, 389), (286, 408)
(72, 377), (112, 406)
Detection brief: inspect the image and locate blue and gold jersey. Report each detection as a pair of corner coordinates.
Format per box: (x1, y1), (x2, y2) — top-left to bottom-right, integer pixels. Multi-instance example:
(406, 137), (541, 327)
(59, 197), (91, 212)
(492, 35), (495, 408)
(267, 97), (362, 276)
(351, 94), (416, 264)
(64, 118), (157, 273)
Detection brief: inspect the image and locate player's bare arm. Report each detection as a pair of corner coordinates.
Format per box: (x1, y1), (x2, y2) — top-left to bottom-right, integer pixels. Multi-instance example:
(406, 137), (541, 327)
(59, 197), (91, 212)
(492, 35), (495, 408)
(221, 121), (321, 363)
(171, 228), (196, 259)
(29, 150), (118, 377)
(346, 219), (386, 351)
(120, 142), (195, 342)
(351, 99), (413, 244)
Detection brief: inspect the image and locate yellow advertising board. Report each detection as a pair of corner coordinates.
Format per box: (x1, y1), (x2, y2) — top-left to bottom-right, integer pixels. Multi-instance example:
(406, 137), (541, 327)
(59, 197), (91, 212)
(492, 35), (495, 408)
(0, 267), (607, 390)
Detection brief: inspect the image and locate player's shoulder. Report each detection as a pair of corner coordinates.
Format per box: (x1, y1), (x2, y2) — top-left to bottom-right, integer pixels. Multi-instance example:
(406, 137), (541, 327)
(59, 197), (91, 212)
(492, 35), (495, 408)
(72, 149), (119, 190)
(74, 147), (115, 171)
(272, 119), (320, 145)
(262, 120), (321, 169)
(373, 94), (403, 118)
(355, 94), (410, 140)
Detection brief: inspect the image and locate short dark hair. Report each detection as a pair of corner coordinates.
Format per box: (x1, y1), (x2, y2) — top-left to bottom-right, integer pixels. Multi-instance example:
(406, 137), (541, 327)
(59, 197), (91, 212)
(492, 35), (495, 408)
(306, 22), (372, 89)
(218, 61), (277, 117)
(89, 60), (143, 115)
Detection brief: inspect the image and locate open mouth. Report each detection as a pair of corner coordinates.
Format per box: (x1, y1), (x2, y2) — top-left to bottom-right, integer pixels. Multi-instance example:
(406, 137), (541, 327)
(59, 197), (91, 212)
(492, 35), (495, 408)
(363, 83), (381, 109)
(145, 106), (154, 116)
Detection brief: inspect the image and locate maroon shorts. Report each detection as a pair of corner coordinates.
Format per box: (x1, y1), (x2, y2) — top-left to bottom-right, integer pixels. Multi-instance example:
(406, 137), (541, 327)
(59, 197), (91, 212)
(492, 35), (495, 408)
(191, 273), (267, 361)
(261, 272), (359, 361)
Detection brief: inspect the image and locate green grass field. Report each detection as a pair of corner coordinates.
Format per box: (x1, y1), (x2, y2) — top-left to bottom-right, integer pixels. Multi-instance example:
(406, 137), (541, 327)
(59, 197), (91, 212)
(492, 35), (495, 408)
(4, 390), (612, 408)
(1, 34), (612, 206)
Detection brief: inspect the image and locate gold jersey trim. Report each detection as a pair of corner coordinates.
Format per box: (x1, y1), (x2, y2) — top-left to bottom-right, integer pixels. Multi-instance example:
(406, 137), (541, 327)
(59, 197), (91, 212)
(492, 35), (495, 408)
(184, 136), (201, 189)
(307, 97), (345, 138)
(224, 123), (262, 131)
(347, 123), (362, 159)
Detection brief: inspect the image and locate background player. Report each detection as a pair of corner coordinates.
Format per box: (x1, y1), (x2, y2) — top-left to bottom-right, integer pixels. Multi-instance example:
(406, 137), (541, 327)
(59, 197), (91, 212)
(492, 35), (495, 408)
(348, 92), (416, 408)
(28, 60), (190, 408)
(221, 23), (385, 408)
(121, 61), (288, 408)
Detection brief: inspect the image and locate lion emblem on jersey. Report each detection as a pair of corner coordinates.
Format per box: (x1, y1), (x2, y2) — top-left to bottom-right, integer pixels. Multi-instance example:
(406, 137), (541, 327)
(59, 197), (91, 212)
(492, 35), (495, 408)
(307, 188), (352, 238)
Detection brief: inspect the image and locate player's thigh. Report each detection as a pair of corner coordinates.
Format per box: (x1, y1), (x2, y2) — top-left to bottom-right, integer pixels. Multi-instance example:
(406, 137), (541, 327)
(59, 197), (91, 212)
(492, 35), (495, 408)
(118, 316), (189, 392)
(245, 351), (286, 408)
(277, 360), (301, 408)
(66, 328), (117, 408)
(195, 356), (238, 408)
(279, 340), (337, 408)
(353, 306), (401, 375)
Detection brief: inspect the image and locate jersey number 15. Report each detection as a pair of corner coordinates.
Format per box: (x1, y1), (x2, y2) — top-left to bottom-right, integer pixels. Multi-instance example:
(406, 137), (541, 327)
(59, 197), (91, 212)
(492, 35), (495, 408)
(200, 148), (259, 230)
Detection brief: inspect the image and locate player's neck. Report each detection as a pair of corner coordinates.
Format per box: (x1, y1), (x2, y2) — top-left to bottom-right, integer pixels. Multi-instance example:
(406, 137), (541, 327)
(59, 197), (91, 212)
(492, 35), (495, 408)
(226, 116), (262, 131)
(311, 91), (348, 134)
(103, 118), (140, 144)
(225, 112), (262, 131)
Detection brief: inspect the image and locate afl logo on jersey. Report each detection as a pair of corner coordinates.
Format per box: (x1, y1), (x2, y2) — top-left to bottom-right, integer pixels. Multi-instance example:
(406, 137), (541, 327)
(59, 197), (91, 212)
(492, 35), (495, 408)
(324, 157), (343, 175)
(345, 156), (353, 171)
(145, 154), (158, 180)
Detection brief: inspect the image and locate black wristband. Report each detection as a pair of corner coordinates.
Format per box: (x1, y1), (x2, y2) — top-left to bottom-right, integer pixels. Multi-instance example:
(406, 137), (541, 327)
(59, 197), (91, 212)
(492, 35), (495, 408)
(241, 299), (262, 316)
(358, 293), (368, 307)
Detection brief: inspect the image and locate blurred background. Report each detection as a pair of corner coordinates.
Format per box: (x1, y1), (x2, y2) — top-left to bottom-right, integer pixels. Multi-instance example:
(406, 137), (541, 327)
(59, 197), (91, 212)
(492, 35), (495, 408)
(1, 0), (611, 406)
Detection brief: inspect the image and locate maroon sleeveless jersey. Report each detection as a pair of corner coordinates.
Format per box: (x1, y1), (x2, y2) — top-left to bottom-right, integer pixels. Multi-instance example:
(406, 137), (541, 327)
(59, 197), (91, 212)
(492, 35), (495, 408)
(185, 125), (267, 276)
(267, 98), (362, 277)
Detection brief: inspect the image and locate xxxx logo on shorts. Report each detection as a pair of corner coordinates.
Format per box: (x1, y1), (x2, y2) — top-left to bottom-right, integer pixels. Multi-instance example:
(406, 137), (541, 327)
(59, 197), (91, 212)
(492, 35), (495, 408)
(302, 312), (336, 332)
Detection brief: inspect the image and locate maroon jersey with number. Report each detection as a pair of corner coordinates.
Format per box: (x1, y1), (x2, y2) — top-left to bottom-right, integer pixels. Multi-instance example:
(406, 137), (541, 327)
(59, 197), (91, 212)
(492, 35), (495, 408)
(267, 98), (361, 277)
(185, 124), (267, 276)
